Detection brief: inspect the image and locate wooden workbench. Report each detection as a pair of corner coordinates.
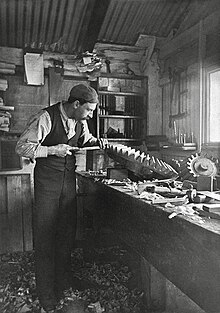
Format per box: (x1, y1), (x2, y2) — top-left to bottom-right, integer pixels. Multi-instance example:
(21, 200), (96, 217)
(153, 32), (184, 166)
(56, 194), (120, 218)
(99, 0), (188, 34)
(76, 171), (220, 313)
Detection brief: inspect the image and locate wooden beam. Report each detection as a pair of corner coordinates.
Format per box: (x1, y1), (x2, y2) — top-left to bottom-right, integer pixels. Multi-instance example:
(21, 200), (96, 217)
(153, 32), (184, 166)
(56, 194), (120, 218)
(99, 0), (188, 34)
(198, 20), (206, 152)
(95, 42), (145, 62)
(159, 9), (220, 59)
(0, 45), (145, 77)
(0, 47), (23, 65)
(80, 0), (110, 53)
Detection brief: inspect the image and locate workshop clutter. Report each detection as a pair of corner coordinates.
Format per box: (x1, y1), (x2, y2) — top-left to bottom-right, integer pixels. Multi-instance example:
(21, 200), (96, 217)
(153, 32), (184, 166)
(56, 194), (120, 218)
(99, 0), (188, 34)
(76, 51), (103, 81)
(90, 146), (220, 221)
(0, 111), (11, 131)
(0, 98), (14, 132)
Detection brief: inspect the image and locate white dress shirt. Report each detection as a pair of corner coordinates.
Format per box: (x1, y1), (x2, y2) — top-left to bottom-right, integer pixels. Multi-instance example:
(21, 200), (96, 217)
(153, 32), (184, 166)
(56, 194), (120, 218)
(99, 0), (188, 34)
(16, 102), (97, 159)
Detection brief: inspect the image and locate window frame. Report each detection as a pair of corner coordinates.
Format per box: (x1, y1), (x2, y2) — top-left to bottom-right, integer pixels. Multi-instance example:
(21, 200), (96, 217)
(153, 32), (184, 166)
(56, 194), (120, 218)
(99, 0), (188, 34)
(203, 65), (220, 146)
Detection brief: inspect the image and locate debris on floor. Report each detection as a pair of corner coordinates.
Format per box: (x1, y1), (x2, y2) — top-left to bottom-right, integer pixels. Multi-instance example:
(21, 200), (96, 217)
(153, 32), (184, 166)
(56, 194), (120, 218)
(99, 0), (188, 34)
(0, 246), (146, 313)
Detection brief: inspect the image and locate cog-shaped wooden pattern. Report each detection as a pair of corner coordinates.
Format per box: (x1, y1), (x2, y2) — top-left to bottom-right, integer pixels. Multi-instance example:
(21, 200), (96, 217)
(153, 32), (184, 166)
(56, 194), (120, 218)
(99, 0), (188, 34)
(186, 154), (217, 177)
(106, 144), (178, 180)
(177, 153), (218, 181)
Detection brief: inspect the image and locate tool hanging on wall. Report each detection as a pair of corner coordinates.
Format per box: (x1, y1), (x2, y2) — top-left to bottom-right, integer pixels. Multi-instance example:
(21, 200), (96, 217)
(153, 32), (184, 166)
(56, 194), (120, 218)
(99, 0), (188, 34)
(105, 58), (111, 73)
(168, 67), (175, 128)
(168, 67), (188, 128)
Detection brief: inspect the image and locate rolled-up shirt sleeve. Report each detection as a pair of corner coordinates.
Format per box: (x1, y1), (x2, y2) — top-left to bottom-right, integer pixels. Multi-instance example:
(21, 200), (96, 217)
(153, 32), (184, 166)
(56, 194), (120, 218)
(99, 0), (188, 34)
(79, 120), (98, 147)
(15, 110), (52, 159)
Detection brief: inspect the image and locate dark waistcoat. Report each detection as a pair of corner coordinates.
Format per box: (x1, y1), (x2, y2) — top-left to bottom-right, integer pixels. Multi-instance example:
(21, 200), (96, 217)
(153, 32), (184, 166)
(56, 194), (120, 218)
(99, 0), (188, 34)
(36, 103), (82, 171)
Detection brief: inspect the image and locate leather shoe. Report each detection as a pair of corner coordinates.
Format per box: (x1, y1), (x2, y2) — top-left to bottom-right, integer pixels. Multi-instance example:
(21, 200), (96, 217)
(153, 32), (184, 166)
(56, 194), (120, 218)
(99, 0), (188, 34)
(55, 274), (73, 300)
(40, 297), (58, 312)
(41, 306), (57, 313)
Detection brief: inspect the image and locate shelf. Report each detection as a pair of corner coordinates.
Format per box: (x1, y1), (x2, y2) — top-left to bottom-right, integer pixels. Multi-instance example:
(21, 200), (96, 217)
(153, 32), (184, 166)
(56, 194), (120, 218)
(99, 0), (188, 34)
(161, 146), (197, 152)
(99, 115), (144, 119)
(97, 75), (146, 145)
(105, 138), (143, 142)
(99, 73), (146, 80)
(98, 90), (145, 96)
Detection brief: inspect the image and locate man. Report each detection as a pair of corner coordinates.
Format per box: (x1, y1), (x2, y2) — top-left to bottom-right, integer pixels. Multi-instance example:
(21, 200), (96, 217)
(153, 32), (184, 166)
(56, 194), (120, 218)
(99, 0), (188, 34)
(16, 84), (107, 312)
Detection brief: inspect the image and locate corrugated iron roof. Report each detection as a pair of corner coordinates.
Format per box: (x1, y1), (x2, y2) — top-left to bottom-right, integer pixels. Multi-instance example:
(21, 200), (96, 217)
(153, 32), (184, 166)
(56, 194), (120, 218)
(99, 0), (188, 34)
(0, 0), (219, 54)
(98, 0), (192, 45)
(0, 0), (95, 54)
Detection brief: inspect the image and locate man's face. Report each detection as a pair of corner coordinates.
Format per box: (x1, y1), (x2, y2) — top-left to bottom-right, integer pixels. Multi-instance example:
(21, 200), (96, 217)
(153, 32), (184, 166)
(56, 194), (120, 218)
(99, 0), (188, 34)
(74, 101), (97, 120)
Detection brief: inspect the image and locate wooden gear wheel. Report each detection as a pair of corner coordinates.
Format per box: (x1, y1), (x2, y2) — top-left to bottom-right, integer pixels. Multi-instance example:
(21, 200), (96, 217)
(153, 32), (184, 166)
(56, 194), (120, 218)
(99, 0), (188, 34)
(177, 153), (218, 181)
(106, 144), (178, 180)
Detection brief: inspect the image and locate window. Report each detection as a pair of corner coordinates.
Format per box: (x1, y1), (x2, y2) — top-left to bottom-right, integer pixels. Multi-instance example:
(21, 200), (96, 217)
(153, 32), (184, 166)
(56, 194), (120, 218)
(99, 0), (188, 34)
(206, 69), (220, 143)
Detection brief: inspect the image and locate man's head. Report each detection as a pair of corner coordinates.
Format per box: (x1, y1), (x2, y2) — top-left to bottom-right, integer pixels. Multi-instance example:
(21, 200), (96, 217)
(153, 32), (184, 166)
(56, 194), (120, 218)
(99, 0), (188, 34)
(66, 84), (98, 121)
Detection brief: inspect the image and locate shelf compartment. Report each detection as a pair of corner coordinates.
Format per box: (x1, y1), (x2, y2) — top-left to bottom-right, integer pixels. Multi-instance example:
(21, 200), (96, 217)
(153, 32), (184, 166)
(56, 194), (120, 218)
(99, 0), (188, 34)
(98, 94), (144, 116)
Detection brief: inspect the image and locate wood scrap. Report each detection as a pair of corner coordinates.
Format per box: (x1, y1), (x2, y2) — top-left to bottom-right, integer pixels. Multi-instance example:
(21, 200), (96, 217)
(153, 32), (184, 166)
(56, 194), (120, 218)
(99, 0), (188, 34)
(0, 247), (146, 313)
(198, 191), (220, 201)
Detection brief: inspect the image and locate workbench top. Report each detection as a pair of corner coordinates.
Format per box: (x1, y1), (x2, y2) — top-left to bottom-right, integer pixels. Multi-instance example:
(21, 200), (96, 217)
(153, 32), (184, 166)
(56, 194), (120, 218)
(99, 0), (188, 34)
(77, 171), (220, 235)
(76, 171), (220, 313)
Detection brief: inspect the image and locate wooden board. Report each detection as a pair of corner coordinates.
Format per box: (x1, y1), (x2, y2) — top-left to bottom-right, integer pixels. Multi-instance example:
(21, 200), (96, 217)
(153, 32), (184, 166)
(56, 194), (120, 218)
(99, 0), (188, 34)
(199, 190), (220, 201)
(49, 67), (64, 105)
(0, 177), (8, 253)
(0, 174), (33, 253)
(6, 175), (23, 251)
(21, 175), (33, 251)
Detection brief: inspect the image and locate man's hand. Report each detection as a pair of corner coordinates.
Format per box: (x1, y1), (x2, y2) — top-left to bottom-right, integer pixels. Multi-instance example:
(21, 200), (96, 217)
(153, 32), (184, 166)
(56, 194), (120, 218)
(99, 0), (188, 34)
(48, 144), (79, 157)
(98, 138), (109, 150)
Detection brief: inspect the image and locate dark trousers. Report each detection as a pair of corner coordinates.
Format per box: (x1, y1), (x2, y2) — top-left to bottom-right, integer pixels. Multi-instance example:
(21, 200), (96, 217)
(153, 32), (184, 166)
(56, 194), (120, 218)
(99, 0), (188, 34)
(33, 164), (77, 306)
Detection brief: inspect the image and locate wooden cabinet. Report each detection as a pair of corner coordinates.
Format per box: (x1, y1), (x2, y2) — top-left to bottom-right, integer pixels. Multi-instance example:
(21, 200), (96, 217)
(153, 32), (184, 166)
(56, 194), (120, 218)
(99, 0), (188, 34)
(86, 75), (148, 171)
(96, 75), (147, 146)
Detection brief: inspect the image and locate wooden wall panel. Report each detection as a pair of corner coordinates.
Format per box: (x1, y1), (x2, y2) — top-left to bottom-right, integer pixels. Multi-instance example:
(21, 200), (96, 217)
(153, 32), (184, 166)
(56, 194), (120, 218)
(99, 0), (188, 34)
(7, 175), (23, 251)
(0, 174), (33, 254)
(161, 41), (199, 75)
(158, 10), (220, 159)
(161, 70), (200, 144)
(49, 68), (64, 105)
(5, 74), (89, 133)
(205, 32), (220, 62)
(0, 177), (8, 253)
(5, 75), (49, 133)
(21, 175), (33, 251)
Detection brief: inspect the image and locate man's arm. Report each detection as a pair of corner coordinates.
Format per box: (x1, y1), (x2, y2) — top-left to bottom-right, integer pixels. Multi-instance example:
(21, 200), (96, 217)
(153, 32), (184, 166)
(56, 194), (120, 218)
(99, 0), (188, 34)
(79, 121), (108, 149)
(16, 110), (80, 159)
(15, 111), (51, 159)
